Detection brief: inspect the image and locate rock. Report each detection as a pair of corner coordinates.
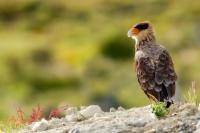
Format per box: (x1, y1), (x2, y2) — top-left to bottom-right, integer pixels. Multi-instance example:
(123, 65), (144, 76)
(19, 103), (200, 133)
(124, 105), (156, 127)
(79, 105), (104, 119)
(195, 129), (200, 133)
(117, 106), (125, 111)
(65, 107), (79, 122)
(65, 107), (78, 115)
(31, 118), (49, 132)
(196, 120), (200, 129)
(109, 107), (116, 112)
(93, 113), (103, 118)
(198, 104), (200, 112)
(195, 122), (200, 133)
(177, 103), (197, 116)
(49, 118), (61, 125)
(80, 106), (87, 110)
(66, 114), (79, 122)
(69, 128), (80, 133)
(196, 112), (200, 120)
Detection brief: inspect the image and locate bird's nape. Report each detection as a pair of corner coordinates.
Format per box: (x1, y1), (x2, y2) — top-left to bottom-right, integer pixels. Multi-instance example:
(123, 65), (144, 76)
(134, 22), (149, 30)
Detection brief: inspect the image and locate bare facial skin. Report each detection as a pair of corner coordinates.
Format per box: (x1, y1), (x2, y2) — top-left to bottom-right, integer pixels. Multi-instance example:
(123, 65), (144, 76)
(128, 21), (155, 45)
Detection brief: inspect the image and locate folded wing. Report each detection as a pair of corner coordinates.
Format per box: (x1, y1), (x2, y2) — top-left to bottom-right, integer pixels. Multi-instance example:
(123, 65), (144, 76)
(136, 49), (177, 101)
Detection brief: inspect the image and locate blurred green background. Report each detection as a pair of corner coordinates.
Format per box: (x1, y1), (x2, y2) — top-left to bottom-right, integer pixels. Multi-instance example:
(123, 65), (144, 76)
(0, 0), (200, 120)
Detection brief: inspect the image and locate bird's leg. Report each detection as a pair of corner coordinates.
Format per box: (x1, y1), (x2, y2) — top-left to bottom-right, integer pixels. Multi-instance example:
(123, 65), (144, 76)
(166, 99), (174, 108)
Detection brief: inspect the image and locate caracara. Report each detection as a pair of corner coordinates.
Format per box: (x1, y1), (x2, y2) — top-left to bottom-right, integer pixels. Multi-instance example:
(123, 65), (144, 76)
(127, 21), (177, 108)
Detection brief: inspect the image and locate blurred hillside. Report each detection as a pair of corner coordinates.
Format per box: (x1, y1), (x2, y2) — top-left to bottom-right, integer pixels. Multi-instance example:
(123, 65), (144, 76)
(0, 0), (200, 120)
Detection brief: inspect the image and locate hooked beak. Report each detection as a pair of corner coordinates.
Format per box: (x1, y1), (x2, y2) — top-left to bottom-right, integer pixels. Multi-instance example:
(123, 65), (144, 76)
(127, 30), (132, 38)
(127, 28), (140, 38)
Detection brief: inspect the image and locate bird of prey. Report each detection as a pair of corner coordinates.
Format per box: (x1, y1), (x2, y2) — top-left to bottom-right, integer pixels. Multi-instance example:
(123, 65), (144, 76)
(127, 21), (177, 108)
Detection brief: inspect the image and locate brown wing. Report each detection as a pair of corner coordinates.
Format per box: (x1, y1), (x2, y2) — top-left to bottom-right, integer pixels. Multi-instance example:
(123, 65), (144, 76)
(136, 56), (160, 101)
(155, 49), (177, 98)
(136, 49), (177, 101)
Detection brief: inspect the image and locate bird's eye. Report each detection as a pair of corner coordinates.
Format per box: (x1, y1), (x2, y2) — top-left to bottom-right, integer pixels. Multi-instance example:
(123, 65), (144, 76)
(134, 23), (149, 30)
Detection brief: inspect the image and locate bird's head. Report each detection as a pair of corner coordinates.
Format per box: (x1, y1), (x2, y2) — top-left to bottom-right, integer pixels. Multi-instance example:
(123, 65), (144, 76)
(127, 21), (155, 45)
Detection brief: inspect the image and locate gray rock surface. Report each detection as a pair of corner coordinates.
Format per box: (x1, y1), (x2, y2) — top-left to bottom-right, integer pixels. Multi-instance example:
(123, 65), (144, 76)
(79, 105), (104, 119)
(18, 103), (200, 133)
(31, 119), (49, 132)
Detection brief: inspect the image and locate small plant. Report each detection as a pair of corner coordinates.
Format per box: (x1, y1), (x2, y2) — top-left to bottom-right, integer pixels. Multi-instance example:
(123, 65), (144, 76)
(0, 104), (67, 132)
(10, 107), (26, 125)
(148, 94), (170, 118)
(184, 81), (199, 106)
(0, 120), (26, 133)
(48, 105), (68, 119)
(28, 104), (43, 124)
(48, 108), (61, 119)
(151, 102), (169, 118)
(1, 107), (27, 132)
